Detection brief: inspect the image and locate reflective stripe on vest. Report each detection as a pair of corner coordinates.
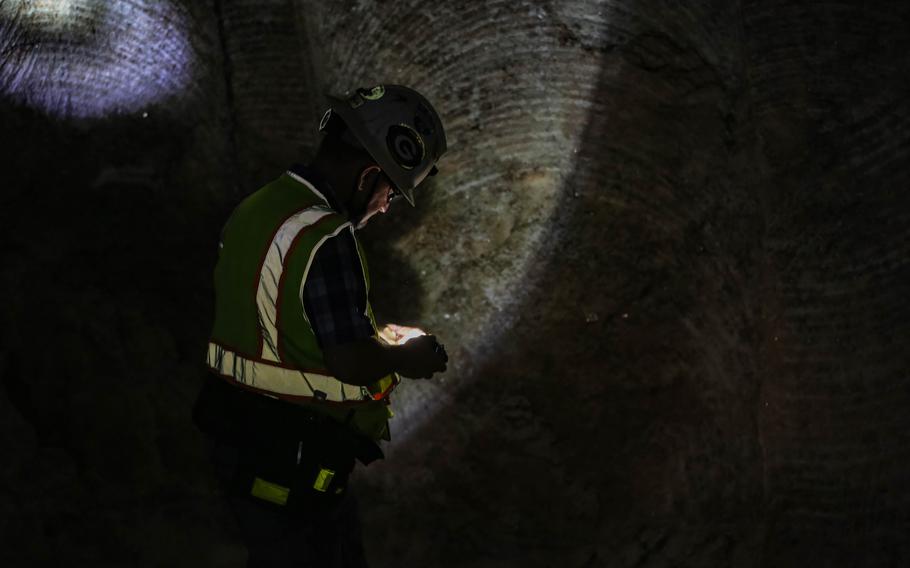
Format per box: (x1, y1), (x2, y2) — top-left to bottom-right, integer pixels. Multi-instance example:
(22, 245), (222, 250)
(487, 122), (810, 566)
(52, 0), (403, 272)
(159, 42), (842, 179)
(257, 206), (348, 363)
(207, 342), (373, 403)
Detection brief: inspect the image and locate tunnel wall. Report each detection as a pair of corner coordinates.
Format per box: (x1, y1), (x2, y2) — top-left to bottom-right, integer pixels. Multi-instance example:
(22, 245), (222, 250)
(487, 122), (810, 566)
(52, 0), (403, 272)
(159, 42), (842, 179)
(214, 0), (324, 189)
(0, 1), (244, 565)
(745, 2), (910, 565)
(0, 1), (908, 567)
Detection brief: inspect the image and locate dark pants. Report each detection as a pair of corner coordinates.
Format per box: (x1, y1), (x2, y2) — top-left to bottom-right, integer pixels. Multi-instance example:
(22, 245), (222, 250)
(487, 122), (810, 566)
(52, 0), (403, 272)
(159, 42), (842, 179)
(207, 439), (370, 568)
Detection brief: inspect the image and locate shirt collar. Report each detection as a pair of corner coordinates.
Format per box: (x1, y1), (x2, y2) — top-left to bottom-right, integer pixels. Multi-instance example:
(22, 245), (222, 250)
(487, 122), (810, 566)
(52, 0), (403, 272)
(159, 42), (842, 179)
(288, 163), (347, 215)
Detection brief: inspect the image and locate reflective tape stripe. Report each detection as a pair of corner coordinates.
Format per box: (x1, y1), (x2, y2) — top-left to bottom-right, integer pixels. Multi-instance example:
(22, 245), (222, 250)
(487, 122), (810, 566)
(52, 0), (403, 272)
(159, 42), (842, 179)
(251, 477), (290, 505)
(257, 206), (339, 362)
(313, 468), (335, 492)
(206, 342), (371, 402)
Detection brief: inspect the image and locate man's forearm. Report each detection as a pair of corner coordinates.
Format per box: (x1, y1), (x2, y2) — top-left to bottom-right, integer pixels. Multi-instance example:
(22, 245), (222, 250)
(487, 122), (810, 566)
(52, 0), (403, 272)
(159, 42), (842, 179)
(323, 336), (405, 386)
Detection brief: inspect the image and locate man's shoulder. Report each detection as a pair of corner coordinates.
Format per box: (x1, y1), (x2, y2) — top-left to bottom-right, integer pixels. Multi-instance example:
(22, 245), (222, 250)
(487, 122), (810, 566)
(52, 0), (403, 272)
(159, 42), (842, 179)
(237, 174), (338, 221)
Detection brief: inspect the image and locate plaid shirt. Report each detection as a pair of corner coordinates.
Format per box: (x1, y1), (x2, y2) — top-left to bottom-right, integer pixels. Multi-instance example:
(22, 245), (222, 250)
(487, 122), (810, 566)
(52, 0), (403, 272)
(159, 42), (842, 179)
(293, 165), (375, 349)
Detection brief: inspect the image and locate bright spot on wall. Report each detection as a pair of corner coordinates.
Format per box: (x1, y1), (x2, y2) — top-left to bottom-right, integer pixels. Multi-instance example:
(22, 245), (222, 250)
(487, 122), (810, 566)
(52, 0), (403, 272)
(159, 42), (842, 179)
(0, 0), (195, 119)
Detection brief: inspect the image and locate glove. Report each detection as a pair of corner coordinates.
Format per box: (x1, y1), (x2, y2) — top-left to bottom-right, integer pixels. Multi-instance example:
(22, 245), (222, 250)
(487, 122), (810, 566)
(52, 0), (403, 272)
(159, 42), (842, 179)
(397, 334), (448, 379)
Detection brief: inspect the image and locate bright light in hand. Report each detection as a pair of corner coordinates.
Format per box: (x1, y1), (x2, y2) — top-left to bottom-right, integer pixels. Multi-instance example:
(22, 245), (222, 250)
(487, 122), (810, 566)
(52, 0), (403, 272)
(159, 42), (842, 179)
(379, 324), (426, 346)
(397, 328), (426, 344)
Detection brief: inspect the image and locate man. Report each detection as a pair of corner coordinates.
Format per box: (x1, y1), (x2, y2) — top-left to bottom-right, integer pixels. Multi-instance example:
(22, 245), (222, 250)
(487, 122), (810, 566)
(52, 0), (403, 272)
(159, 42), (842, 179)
(194, 84), (449, 567)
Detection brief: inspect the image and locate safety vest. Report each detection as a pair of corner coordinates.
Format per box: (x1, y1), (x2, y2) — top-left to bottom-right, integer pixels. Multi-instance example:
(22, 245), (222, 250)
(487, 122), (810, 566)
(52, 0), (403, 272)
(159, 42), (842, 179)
(206, 169), (398, 440)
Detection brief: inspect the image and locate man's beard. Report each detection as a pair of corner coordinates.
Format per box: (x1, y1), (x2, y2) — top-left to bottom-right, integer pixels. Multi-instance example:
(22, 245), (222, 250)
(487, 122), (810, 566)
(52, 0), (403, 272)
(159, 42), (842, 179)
(351, 166), (382, 230)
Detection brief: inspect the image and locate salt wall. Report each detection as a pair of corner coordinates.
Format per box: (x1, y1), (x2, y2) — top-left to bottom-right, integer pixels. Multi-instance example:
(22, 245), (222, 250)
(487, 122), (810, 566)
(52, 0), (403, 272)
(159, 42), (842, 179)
(0, 1), (908, 566)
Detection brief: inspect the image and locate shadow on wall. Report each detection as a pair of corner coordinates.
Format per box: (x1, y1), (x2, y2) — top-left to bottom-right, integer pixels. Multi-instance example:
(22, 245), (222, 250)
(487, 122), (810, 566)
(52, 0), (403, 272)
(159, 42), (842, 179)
(0, 87), (237, 564)
(358, 180), (435, 326)
(356, 11), (772, 568)
(356, 3), (910, 566)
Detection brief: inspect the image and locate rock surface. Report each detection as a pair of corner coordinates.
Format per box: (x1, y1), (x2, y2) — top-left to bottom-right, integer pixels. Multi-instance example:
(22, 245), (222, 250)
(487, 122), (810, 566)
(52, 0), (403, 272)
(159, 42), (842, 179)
(0, 0), (908, 566)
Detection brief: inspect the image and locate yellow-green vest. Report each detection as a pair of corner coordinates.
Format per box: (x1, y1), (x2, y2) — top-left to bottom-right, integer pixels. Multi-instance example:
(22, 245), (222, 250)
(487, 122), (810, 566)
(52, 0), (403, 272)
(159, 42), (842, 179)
(206, 170), (397, 440)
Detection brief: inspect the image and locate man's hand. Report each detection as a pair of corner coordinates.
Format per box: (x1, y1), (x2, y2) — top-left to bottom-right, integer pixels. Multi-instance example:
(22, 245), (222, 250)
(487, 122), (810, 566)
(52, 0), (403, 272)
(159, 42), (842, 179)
(323, 333), (449, 386)
(396, 334), (448, 379)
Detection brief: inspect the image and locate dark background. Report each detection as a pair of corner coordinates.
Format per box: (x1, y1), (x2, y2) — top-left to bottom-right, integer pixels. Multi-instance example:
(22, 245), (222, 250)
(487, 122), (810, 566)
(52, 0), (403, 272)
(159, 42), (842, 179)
(1, 1), (908, 566)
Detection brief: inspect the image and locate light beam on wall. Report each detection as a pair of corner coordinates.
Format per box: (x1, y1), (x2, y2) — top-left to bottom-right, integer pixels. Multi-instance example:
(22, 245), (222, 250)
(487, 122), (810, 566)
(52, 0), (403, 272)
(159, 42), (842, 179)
(0, 0), (194, 119)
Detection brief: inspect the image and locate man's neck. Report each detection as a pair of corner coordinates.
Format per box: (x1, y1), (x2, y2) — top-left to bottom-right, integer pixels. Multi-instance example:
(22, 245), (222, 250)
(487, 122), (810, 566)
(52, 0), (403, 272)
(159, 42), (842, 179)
(309, 152), (356, 207)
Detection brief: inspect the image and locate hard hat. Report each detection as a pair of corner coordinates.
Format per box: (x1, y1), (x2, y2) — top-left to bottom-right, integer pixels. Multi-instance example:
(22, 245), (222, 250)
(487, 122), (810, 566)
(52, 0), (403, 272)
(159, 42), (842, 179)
(318, 84), (447, 207)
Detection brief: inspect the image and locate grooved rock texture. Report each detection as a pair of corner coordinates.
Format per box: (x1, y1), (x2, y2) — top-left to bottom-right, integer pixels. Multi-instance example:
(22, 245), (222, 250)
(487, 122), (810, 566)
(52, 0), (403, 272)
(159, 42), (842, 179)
(745, 3), (910, 565)
(0, 0), (908, 566)
(213, 0), (323, 189)
(0, 0), (196, 118)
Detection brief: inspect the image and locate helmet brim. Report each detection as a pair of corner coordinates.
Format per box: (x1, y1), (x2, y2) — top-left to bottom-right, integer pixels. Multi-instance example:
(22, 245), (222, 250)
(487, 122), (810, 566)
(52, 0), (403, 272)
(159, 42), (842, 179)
(399, 186), (416, 207)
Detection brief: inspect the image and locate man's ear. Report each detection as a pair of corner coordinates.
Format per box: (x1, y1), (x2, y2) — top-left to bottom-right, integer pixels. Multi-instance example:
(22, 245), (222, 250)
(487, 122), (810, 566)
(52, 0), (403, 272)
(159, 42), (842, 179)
(356, 165), (382, 194)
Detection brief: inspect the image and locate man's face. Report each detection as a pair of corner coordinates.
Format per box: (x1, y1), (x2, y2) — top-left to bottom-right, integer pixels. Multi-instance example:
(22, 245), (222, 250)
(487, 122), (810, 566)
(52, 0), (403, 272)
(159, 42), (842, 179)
(352, 165), (396, 230)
